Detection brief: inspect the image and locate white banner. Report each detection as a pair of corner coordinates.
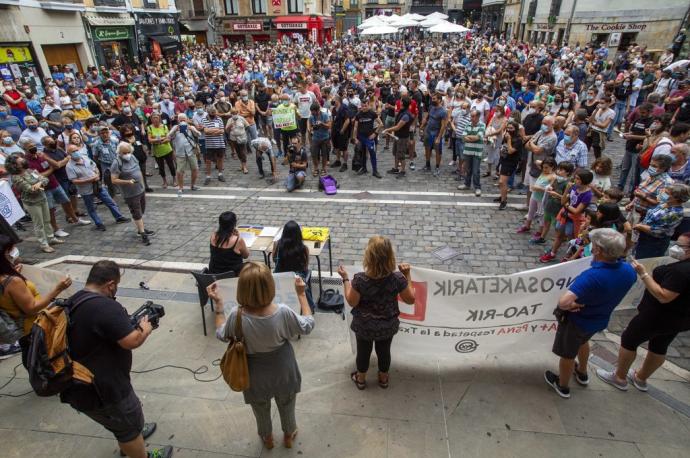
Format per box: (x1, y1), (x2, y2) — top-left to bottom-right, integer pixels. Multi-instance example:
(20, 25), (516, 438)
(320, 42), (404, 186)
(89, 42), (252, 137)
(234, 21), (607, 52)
(21, 264), (76, 298)
(217, 272), (301, 316)
(0, 180), (25, 225)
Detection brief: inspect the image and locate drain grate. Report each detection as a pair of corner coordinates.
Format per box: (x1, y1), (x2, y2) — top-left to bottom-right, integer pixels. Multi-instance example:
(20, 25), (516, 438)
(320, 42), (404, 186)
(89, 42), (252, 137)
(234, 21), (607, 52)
(432, 245), (460, 261)
(353, 191), (373, 200)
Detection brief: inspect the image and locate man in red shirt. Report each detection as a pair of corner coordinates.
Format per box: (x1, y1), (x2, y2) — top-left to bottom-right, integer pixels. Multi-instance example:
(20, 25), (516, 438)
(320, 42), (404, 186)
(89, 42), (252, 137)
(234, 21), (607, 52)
(2, 81), (28, 126)
(84, 81), (103, 99)
(396, 89), (418, 170)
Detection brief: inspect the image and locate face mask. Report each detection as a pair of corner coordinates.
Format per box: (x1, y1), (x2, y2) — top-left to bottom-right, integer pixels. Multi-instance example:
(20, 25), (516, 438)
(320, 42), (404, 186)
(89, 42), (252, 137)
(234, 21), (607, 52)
(29, 125), (38, 131)
(541, 124), (549, 133)
(650, 122), (660, 131)
(282, 100), (289, 106)
(563, 135), (572, 143)
(28, 146), (37, 154)
(0, 111), (6, 118)
(123, 107), (132, 115)
(121, 154), (132, 161)
(669, 244), (687, 260)
(521, 86), (527, 91)
(241, 96), (248, 102)
(8, 246), (19, 262)
(64, 124), (74, 130)
(498, 100), (505, 106)
(647, 166), (659, 176)
(623, 82), (630, 87)
(196, 109), (204, 114)
(70, 152), (81, 161)
(595, 81), (602, 87)
(2, 136), (12, 145)
(563, 102), (570, 108)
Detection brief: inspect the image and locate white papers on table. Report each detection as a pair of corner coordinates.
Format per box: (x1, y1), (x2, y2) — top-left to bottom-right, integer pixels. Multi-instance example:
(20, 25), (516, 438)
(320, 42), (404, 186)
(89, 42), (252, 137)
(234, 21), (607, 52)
(272, 227), (283, 242)
(259, 226), (280, 237)
(239, 231), (257, 247)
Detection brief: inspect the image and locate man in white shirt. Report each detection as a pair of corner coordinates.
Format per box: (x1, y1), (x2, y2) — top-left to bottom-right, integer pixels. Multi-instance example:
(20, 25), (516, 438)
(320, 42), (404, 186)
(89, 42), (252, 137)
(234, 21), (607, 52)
(292, 83), (317, 144)
(19, 116), (49, 151)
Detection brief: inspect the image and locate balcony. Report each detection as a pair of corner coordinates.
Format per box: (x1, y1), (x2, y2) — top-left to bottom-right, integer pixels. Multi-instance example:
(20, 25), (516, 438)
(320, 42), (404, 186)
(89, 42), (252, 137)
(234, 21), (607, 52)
(185, 8), (208, 18)
(410, 0), (443, 6)
(39, 0), (85, 11)
(93, 0), (125, 6)
(365, 0), (378, 4)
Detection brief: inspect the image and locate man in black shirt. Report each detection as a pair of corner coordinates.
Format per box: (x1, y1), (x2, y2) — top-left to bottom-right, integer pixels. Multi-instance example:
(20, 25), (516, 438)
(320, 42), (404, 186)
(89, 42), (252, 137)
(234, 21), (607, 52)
(60, 261), (172, 458)
(674, 92), (690, 124)
(383, 87), (400, 150)
(353, 99), (383, 178)
(254, 85), (271, 136)
(619, 103), (653, 191)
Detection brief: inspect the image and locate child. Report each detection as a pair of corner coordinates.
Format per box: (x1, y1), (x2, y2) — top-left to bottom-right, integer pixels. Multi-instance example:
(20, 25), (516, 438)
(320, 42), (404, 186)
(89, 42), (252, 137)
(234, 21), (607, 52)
(539, 169), (594, 263)
(590, 156), (613, 199)
(518, 157), (556, 235)
(602, 187), (624, 204)
(562, 209), (597, 262)
(530, 161), (575, 245)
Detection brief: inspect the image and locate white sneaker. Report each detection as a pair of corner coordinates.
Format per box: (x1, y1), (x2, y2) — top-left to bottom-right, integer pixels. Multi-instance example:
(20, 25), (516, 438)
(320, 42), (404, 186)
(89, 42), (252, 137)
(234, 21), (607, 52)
(76, 218), (91, 226)
(54, 229), (70, 237)
(627, 369), (648, 392)
(595, 368), (628, 391)
(474, 189), (481, 197)
(457, 184), (468, 190)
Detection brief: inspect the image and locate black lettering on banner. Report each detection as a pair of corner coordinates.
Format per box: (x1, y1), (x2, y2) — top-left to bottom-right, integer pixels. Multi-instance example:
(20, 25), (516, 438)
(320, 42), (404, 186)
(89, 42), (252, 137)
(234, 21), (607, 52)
(500, 277), (512, 294)
(514, 277), (526, 293)
(431, 274), (578, 297)
(541, 277), (555, 292)
(528, 276), (539, 293)
(453, 279), (464, 295)
(466, 278), (478, 294)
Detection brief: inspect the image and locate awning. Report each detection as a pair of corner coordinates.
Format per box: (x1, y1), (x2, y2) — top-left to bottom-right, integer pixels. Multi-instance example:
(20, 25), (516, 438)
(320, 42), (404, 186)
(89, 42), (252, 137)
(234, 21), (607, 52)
(181, 21), (208, 33)
(85, 14), (135, 27)
(151, 34), (180, 50)
(273, 15), (334, 29)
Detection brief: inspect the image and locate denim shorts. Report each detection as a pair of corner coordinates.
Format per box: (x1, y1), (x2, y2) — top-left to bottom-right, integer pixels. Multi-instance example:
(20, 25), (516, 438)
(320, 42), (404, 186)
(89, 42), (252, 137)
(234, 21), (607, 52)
(45, 186), (70, 209)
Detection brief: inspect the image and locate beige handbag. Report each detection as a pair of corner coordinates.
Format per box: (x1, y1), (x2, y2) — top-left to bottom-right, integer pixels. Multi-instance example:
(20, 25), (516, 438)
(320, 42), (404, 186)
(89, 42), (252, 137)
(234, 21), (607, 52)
(219, 307), (250, 392)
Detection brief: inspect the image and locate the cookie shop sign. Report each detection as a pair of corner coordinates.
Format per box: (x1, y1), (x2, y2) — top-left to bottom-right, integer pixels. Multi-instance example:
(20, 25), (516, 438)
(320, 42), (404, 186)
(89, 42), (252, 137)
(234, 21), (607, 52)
(586, 23), (647, 32)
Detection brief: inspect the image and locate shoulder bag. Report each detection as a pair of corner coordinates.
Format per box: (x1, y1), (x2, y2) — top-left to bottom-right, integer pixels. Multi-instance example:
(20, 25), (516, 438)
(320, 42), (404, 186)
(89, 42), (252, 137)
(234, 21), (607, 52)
(219, 307), (250, 392)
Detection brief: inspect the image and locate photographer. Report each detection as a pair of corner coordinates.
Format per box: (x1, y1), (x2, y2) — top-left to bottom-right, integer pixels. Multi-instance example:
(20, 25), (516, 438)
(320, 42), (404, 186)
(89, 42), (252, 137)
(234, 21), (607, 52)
(60, 260), (172, 458)
(285, 136), (307, 192)
(544, 229), (636, 399)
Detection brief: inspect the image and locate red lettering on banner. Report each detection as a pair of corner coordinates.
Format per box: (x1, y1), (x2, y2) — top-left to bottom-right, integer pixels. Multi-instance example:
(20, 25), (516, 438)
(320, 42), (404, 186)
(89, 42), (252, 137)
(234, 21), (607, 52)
(399, 281), (427, 322)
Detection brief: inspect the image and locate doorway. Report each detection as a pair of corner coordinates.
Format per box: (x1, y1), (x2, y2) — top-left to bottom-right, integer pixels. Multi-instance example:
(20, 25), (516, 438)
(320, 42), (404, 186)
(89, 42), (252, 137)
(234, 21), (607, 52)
(42, 44), (83, 73)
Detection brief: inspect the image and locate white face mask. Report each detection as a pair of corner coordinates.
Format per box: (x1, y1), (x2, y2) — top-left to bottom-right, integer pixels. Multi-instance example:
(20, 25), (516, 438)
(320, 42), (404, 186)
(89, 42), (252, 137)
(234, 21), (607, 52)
(121, 154), (133, 161)
(8, 246), (19, 261)
(669, 244), (688, 260)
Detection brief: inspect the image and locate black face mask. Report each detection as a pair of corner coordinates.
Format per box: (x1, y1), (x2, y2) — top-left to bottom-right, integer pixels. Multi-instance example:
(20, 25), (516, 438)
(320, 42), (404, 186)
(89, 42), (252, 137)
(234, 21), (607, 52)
(28, 146), (38, 154)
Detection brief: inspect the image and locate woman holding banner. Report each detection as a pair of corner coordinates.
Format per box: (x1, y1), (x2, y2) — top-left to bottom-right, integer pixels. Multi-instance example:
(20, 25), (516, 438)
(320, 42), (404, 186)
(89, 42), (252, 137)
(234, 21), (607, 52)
(597, 232), (690, 392)
(338, 236), (416, 390)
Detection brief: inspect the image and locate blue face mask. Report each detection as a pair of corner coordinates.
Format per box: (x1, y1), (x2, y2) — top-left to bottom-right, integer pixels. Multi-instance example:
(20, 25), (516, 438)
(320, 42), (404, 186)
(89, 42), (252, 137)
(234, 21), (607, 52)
(541, 124), (549, 133)
(64, 124), (74, 130)
(647, 166), (659, 176)
(563, 135), (572, 143)
(70, 152), (81, 161)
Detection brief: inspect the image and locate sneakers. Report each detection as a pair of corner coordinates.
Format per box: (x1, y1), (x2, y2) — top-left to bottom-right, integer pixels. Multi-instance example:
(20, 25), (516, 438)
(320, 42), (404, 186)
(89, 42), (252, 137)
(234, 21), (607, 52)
(595, 369), (628, 391)
(41, 245), (55, 253)
(147, 445), (173, 458)
(492, 197), (501, 202)
(516, 225), (531, 234)
(544, 370), (570, 399)
(372, 171), (382, 179)
(177, 189), (183, 197)
(49, 238), (65, 245)
(93, 224), (106, 232)
(574, 363), (589, 386)
(433, 168), (441, 177)
(539, 252), (556, 263)
(75, 218), (91, 226)
(387, 168), (399, 175)
(627, 369), (648, 392)
(116, 217), (131, 224)
(331, 160), (342, 168)
(190, 185), (200, 191)
(141, 234), (151, 246)
(474, 189), (481, 197)
(498, 201), (507, 210)
(143, 229), (155, 236)
(409, 161), (416, 170)
(204, 176), (211, 185)
(396, 171), (406, 179)
(356, 168), (367, 176)
(457, 184), (468, 190)
(529, 237), (546, 245)
(421, 165), (431, 172)
(217, 174), (225, 182)
(339, 163), (348, 172)
(54, 229), (70, 237)
(0, 343), (21, 360)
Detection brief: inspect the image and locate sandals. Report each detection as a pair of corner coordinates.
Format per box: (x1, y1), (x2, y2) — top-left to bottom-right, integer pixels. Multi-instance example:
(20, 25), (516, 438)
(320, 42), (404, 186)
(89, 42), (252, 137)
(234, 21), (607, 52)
(350, 371), (366, 390)
(284, 430), (298, 448)
(378, 372), (389, 389)
(320, 170), (327, 177)
(312, 169), (319, 177)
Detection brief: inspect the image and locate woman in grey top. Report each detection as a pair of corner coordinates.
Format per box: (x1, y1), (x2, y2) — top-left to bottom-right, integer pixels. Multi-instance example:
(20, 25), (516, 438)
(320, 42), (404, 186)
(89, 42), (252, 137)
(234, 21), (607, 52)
(208, 262), (314, 450)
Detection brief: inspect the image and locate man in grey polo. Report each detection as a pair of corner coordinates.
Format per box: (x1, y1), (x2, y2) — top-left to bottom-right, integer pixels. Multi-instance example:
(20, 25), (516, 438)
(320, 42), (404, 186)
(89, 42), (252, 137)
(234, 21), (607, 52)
(110, 142), (154, 246)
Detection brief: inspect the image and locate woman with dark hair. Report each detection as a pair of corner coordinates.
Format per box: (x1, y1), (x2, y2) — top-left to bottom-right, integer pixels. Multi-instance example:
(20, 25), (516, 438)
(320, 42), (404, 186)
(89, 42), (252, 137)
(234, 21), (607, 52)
(496, 120), (522, 210)
(208, 211), (249, 275)
(272, 220), (315, 310)
(0, 234), (72, 362)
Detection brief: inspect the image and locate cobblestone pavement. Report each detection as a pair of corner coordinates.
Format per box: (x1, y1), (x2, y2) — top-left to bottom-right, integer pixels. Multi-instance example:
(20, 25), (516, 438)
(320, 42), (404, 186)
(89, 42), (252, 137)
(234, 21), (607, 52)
(17, 133), (690, 370)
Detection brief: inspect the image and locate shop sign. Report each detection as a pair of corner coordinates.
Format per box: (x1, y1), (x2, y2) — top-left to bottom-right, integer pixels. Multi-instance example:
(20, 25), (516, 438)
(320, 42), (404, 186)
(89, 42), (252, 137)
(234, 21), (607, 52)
(135, 13), (180, 36)
(276, 22), (307, 30)
(585, 23), (647, 32)
(271, 0), (281, 15)
(0, 47), (32, 64)
(94, 26), (130, 41)
(232, 23), (263, 31)
(535, 23), (554, 31)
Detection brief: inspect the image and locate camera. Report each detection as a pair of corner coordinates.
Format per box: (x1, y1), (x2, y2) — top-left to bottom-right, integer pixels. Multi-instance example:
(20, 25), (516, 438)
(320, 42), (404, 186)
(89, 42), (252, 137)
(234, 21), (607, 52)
(130, 301), (166, 329)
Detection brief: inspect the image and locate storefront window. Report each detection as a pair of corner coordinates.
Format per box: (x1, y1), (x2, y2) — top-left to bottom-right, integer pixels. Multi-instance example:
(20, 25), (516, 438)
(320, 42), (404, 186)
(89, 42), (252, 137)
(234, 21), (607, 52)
(288, 0), (304, 13)
(252, 0), (267, 14)
(225, 0), (239, 15)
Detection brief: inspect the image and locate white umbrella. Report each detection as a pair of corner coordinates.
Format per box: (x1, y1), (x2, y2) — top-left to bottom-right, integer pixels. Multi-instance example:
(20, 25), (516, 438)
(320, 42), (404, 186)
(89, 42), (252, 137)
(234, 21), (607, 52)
(427, 11), (449, 20)
(360, 15), (385, 24)
(419, 17), (444, 28)
(404, 13), (426, 21)
(382, 14), (401, 23)
(357, 17), (387, 29)
(428, 21), (469, 34)
(390, 17), (421, 28)
(664, 60), (690, 72)
(360, 25), (399, 36)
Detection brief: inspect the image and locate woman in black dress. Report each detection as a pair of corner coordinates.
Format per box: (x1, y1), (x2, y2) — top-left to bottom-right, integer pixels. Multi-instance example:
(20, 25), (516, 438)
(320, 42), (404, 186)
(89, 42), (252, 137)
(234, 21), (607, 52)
(338, 236), (416, 390)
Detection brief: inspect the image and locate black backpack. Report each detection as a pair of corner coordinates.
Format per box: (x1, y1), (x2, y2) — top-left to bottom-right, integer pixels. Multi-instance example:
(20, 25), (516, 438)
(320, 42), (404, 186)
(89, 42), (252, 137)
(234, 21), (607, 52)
(352, 142), (366, 171)
(318, 289), (345, 318)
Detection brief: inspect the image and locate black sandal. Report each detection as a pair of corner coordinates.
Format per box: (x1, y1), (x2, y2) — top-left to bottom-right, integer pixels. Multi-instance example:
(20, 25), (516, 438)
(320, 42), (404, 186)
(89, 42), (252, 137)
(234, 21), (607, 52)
(350, 371), (366, 390)
(378, 372), (389, 389)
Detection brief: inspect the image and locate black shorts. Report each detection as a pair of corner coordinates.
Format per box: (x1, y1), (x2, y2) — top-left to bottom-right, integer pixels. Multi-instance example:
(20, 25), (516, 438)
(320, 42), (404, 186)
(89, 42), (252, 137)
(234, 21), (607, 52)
(81, 389), (145, 443)
(311, 138), (330, 161)
(620, 310), (686, 355)
(124, 192), (146, 220)
(332, 132), (349, 151)
(499, 158), (519, 176)
(204, 147), (225, 161)
(298, 118), (308, 135)
(552, 319), (593, 359)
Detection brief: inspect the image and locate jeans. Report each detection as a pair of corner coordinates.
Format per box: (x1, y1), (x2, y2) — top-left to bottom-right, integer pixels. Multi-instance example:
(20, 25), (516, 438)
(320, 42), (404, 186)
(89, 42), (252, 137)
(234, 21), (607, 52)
(356, 337), (393, 373)
(246, 124), (258, 143)
(463, 154), (482, 189)
(608, 100), (626, 137)
(618, 149), (639, 192)
(249, 393), (297, 437)
(24, 200), (53, 247)
(454, 138), (465, 162)
(82, 187), (124, 226)
(357, 134), (377, 172)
